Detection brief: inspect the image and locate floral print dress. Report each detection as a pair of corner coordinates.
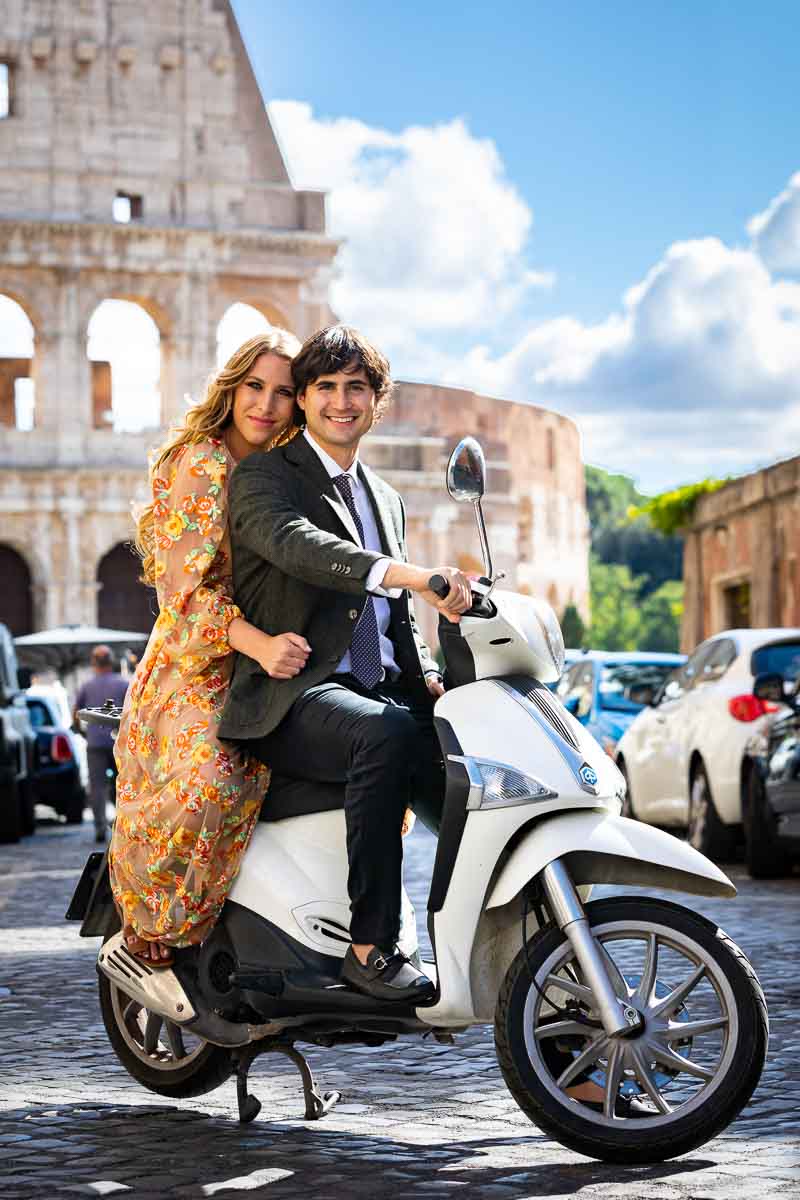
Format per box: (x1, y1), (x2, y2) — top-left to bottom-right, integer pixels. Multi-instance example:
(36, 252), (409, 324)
(109, 438), (269, 947)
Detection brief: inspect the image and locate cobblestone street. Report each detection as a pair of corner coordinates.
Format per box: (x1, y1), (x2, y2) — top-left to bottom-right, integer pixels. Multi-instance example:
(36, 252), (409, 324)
(1, 818), (798, 1199)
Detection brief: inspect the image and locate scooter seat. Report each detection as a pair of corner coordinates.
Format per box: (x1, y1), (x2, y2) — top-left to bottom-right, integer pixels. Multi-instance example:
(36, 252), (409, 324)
(259, 774), (345, 823)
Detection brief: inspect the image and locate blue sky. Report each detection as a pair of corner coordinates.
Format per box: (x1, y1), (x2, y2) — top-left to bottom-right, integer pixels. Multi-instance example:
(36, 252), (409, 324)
(231, 1), (800, 491)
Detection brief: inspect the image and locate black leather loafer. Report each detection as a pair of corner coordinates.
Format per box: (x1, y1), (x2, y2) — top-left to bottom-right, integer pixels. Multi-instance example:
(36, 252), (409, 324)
(340, 945), (435, 1003)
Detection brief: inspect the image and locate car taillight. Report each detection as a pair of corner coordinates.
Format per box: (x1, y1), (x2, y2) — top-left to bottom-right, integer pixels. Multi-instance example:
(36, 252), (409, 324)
(728, 695), (778, 723)
(51, 733), (73, 762)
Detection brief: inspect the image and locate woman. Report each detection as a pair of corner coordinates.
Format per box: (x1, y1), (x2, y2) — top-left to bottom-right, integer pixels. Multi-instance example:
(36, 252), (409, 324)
(110, 331), (310, 966)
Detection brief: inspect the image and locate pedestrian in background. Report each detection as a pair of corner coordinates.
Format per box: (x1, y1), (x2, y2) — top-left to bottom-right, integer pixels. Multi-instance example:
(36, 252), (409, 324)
(73, 645), (129, 842)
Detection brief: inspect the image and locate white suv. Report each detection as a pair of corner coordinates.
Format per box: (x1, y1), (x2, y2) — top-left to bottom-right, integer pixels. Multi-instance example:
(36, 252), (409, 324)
(615, 628), (800, 859)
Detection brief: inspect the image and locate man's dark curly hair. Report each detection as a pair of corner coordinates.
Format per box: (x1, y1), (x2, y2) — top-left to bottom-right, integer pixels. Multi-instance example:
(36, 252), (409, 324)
(291, 325), (393, 419)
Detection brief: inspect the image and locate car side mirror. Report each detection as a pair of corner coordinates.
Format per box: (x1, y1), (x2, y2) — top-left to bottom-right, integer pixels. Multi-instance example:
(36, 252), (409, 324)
(753, 672), (786, 703)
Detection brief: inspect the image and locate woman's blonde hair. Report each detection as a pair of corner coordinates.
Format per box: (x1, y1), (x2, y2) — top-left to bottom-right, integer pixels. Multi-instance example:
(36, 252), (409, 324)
(136, 329), (301, 585)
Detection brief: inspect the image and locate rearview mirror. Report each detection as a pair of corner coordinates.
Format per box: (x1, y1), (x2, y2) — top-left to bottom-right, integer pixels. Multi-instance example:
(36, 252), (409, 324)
(446, 437), (486, 504)
(752, 672), (785, 703)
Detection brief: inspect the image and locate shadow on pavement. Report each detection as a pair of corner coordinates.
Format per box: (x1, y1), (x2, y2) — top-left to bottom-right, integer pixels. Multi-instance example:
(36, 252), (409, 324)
(3, 1101), (716, 1198)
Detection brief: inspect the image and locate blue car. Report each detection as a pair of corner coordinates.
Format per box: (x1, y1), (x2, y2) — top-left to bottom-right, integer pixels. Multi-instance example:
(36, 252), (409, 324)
(555, 651), (687, 757)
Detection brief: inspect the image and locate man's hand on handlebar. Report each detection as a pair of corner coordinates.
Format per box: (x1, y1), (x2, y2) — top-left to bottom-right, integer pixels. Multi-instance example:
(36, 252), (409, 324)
(419, 566), (472, 623)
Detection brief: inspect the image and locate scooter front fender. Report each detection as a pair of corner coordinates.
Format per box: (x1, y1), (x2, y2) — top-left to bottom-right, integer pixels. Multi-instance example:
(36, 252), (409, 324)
(487, 810), (736, 910)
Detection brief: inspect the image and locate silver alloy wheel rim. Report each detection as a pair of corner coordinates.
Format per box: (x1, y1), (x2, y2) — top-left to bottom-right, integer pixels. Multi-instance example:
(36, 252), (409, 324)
(110, 983), (207, 1072)
(522, 917), (738, 1127)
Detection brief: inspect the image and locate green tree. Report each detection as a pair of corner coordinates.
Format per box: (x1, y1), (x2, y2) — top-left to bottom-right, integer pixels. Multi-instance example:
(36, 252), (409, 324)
(639, 580), (684, 653)
(560, 603), (586, 649)
(587, 558), (644, 651)
(629, 478), (728, 536)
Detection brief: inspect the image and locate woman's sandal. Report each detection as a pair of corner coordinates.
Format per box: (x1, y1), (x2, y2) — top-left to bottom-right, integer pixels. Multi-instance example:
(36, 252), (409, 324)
(124, 931), (175, 970)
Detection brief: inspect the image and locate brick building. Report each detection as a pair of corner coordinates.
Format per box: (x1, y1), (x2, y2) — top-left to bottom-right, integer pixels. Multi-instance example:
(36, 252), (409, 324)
(681, 454), (800, 650)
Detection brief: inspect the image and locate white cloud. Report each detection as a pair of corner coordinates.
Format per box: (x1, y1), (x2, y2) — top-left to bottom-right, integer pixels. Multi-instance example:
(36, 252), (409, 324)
(748, 171), (800, 272)
(268, 103), (800, 490)
(269, 101), (552, 360)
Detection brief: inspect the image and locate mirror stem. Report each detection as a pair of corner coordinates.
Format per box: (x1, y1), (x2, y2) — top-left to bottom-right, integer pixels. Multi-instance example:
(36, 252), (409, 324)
(474, 498), (494, 580)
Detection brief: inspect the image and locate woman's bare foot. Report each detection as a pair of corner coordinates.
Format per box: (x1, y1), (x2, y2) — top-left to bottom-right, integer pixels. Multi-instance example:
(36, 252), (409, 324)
(123, 928), (174, 967)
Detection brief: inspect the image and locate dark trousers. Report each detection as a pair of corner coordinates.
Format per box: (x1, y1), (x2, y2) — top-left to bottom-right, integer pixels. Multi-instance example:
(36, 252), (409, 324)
(250, 674), (444, 947)
(87, 745), (117, 835)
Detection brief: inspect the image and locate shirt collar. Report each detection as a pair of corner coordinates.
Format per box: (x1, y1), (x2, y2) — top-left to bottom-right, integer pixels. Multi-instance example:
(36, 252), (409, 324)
(303, 428), (360, 486)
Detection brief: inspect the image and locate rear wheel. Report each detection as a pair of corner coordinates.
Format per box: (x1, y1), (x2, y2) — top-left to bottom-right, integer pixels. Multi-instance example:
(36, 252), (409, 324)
(743, 766), (790, 879)
(495, 897), (767, 1163)
(98, 928), (233, 1098)
(63, 784), (87, 825)
(19, 780), (36, 836)
(687, 762), (737, 861)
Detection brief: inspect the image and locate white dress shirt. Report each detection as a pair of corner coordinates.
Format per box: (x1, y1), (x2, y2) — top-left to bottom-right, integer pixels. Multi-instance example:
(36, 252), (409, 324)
(303, 429), (401, 679)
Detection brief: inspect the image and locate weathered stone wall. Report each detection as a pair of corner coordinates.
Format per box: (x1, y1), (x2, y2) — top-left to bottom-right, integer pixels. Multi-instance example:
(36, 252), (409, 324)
(682, 455), (800, 650)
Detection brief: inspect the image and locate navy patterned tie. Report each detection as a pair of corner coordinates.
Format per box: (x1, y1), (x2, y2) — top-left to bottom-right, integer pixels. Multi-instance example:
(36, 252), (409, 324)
(333, 473), (383, 690)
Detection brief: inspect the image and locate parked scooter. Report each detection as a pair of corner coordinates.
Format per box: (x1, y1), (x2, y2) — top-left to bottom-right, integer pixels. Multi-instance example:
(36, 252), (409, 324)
(67, 436), (767, 1163)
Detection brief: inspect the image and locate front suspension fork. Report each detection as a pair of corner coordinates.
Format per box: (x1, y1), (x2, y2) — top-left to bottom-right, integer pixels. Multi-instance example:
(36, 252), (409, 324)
(541, 859), (642, 1038)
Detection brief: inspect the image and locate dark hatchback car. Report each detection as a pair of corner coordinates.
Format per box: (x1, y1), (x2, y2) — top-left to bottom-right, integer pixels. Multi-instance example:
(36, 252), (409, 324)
(26, 689), (87, 825)
(741, 661), (800, 879)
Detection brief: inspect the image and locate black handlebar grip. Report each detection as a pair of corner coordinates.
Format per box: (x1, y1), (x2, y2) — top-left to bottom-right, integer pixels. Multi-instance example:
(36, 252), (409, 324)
(428, 573), (451, 599)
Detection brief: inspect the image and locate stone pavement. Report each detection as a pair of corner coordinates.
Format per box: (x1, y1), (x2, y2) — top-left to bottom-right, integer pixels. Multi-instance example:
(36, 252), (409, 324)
(0, 818), (798, 1199)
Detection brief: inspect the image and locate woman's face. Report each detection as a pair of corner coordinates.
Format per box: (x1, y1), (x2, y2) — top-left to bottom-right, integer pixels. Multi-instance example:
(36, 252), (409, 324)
(229, 353), (296, 457)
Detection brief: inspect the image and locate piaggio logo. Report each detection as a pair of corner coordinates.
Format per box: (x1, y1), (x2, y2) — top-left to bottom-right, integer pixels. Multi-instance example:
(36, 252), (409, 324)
(579, 763), (598, 788)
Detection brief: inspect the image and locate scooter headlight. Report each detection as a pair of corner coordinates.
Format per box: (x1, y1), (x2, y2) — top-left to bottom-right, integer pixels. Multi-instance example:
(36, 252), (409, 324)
(451, 756), (557, 810)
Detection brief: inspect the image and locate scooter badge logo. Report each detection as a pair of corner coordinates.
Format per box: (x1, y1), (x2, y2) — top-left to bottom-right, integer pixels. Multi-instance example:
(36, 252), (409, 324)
(579, 762), (599, 790)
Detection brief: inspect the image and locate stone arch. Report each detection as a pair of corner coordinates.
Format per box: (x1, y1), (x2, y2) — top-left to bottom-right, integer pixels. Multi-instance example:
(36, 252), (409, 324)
(210, 290), (294, 340)
(215, 301), (283, 366)
(0, 293), (35, 428)
(96, 542), (156, 634)
(87, 299), (162, 432)
(0, 543), (34, 635)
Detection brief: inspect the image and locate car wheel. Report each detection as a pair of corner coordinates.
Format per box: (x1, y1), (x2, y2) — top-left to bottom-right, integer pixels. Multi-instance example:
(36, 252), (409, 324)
(743, 767), (790, 879)
(19, 780), (36, 836)
(687, 762), (737, 862)
(63, 784), (87, 825)
(0, 769), (21, 844)
(617, 758), (636, 819)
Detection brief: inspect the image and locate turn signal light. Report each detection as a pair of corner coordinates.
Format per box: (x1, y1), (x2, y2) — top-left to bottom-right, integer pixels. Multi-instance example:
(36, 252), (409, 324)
(51, 733), (73, 762)
(728, 695), (778, 723)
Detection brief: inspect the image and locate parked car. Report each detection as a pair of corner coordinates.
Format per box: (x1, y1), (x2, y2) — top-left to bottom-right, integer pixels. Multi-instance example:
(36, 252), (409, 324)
(555, 651), (686, 757)
(739, 671), (800, 878)
(25, 685), (87, 825)
(0, 623), (37, 843)
(615, 627), (800, 859)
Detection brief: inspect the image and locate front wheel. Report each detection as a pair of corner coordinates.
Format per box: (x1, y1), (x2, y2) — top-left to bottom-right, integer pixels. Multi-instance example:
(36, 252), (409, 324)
(495, 897), (767, 1163)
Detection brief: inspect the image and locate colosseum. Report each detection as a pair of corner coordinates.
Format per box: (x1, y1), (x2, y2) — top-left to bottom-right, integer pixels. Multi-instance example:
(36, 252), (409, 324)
(0, 0), (589, 654)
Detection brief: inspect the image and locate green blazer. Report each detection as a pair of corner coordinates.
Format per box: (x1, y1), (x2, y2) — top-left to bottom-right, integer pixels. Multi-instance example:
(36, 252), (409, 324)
(218, 432), (439, 742)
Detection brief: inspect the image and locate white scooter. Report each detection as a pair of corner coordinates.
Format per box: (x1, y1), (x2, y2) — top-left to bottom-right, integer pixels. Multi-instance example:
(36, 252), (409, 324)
(68, 436), (766, 1164)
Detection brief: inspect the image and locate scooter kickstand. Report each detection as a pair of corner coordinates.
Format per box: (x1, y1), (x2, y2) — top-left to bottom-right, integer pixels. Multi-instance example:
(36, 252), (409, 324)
(233, 1045), (262, 1124)
(279, 1043), (341, 1121)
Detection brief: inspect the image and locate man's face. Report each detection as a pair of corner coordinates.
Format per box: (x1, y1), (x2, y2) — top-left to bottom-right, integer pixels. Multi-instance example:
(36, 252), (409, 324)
(298, 362), (376, 456)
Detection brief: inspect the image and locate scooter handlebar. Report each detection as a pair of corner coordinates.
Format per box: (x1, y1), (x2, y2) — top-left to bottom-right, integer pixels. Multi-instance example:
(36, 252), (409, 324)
(428, 573), (451, 599)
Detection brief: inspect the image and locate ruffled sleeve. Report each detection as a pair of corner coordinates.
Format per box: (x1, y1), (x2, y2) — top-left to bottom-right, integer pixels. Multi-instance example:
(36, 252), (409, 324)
(150, 440), (241, 663)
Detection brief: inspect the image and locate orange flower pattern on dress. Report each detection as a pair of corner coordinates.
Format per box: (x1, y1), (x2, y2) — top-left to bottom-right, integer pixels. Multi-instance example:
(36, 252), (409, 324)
(109, 438), (270, 947)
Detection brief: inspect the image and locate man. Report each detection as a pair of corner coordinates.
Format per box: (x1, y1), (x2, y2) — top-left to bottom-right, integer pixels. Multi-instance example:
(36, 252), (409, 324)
(220, 325), (472, 1003)
(73, 645), (129, 842)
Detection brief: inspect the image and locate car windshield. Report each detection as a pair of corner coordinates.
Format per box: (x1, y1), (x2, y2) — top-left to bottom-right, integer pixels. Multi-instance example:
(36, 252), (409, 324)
(598, 662), (680, 712)
(752, 641), (800, 682)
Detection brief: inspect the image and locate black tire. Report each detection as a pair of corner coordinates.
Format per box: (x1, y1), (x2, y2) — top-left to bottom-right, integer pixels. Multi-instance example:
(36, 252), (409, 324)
(687, 761), (737, 861)
(617, 758), (636, 819)
(63, 784), (87, 825)
(98, 929), (233, 1099)
(495, 897), (767, 1163)
(0, 769), (21, 844)
(743, 766), (790, 879)
(19, 780), (36, 836)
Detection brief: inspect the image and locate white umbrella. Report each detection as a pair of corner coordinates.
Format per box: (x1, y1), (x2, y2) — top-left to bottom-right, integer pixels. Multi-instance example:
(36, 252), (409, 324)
(15, 624), (149, 672)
